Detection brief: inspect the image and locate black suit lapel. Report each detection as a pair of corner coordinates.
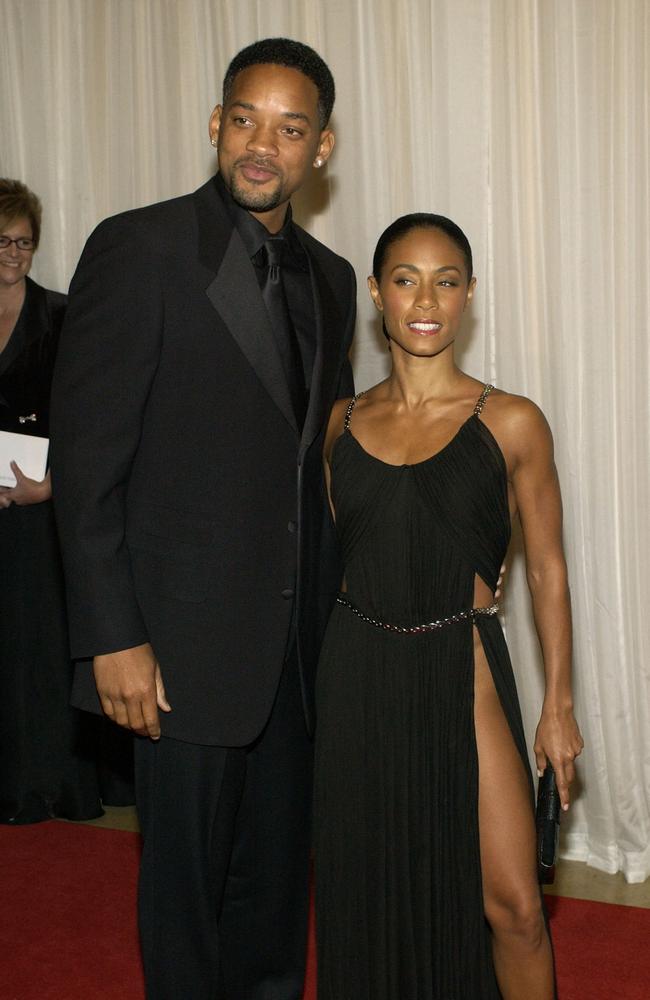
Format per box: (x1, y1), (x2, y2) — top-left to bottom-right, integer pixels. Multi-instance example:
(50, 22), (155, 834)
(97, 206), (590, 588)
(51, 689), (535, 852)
(207, 232), (298, 434)
(194, 180), (299, 436)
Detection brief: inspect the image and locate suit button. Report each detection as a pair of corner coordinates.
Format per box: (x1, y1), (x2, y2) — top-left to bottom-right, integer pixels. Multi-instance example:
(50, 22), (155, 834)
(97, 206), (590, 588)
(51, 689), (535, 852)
(287, 521), (296, 533)
(281, 588), (295, 600)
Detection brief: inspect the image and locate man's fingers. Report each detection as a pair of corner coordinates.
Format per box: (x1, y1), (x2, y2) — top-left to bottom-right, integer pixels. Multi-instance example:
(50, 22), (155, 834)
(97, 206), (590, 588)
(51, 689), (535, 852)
(141, 699), (162, 740)
(112, 700), (132, 730)
(99, 694), (116, 720)
(155, 664), (172, 713)
(93, 645), (165, 739)
(98, 688), (154, 736)
(126, 697), (158, 739)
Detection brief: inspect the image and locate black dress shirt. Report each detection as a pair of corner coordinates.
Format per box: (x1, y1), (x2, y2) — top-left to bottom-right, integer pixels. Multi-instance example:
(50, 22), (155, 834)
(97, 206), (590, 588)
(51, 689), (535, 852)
(214, 173), (316, 391)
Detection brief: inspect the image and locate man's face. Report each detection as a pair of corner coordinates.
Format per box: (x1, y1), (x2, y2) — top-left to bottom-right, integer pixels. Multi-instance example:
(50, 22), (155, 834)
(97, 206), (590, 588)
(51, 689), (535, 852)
(210, 63), (334, 230)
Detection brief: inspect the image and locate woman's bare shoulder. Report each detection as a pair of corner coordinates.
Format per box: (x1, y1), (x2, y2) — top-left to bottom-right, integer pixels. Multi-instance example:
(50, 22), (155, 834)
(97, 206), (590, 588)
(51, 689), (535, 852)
(483, 388), (554, 459)
(487, 387), (549, 427)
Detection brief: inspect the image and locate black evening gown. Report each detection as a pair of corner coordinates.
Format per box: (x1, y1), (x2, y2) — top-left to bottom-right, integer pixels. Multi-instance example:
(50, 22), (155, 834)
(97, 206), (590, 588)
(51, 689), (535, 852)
(0, 278), (103, 823)
(313, 385), (534, 999)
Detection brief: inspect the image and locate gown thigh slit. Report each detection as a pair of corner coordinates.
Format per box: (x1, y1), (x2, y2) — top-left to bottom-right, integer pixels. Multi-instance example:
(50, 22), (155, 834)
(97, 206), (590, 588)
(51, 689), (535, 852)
(314, 386), (537, 999)
(472, 622), (537, 887)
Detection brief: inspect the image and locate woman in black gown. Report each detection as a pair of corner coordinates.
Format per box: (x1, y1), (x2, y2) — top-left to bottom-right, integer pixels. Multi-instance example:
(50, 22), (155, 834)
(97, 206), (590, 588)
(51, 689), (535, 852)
(0, 178), (103, 823)
(313, 214), (583, 999)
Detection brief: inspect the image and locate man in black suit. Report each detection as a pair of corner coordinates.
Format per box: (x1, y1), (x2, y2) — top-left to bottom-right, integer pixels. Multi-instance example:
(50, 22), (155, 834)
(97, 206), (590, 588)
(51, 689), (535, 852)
(51, 38), (355, 1000)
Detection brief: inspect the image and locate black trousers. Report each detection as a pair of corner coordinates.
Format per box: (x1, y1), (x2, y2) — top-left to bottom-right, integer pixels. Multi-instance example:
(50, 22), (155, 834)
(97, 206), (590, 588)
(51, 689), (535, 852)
(134, 648), (313, 1000)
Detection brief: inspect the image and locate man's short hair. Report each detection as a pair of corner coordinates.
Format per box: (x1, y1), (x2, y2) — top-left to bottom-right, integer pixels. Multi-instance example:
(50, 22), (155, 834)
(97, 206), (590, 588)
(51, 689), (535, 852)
(222, 37), (335, 129)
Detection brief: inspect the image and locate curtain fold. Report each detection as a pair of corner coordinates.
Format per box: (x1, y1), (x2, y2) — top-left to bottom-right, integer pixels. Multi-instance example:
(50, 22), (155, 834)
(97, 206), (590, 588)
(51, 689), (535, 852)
(1, 0), (648, 881)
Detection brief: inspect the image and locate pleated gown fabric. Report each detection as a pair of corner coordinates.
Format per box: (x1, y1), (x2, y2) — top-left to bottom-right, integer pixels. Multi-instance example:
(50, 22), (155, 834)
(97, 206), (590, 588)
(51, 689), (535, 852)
(313, 387), (532, 999)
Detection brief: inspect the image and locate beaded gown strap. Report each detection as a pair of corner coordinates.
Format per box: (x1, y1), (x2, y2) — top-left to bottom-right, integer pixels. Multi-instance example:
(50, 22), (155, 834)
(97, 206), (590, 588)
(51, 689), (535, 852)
(344, 391), (366, 432)
(474, 383), (495, 416)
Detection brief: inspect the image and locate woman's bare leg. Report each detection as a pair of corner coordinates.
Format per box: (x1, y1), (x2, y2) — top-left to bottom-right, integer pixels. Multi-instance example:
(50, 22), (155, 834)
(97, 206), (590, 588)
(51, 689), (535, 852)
(474, 625), (555, 999)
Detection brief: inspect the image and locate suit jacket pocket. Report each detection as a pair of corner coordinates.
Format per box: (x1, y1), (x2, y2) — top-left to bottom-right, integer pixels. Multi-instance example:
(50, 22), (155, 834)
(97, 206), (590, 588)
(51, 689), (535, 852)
(127, 505), (214, 604)
(127, 502), (215, 545)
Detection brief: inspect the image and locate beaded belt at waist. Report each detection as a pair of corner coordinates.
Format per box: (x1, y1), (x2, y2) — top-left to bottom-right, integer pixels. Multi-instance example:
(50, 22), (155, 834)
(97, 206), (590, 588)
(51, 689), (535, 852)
(335, 595), (499, 635)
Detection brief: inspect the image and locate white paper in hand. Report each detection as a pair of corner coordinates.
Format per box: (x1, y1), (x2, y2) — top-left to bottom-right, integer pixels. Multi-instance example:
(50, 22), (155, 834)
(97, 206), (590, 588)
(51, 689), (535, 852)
(0, 430), (49, 487)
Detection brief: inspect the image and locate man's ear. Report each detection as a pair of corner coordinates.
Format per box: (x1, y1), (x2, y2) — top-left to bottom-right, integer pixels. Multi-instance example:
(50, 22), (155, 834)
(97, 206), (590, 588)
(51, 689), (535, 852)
(209, 105), (222, 146)
(314, 129), (335, 168)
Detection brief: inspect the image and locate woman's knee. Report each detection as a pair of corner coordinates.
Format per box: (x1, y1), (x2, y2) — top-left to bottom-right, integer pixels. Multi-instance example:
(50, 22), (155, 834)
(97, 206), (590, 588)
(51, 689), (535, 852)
(485, 891), (547, 950)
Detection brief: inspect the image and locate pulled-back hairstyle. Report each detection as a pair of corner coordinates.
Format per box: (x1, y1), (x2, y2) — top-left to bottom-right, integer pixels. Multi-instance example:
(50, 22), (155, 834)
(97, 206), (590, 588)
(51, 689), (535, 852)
(372, 213), (473, 284)
(0, 178), (42, 247)
(222, 37), (335, 130)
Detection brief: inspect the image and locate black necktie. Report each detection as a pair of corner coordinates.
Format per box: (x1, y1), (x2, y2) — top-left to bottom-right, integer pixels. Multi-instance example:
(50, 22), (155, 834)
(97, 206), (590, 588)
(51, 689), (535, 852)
(261, 236), (307, 430)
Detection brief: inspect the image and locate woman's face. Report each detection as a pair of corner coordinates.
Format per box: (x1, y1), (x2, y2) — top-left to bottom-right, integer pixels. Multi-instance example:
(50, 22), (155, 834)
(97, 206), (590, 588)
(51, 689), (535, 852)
(0, 215), (35, 289)
(368, 226), (475, 359)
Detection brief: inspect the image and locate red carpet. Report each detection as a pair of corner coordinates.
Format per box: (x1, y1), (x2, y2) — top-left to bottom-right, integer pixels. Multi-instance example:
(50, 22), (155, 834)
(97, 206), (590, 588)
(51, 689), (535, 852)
(0, 822), (144, 1000)
(1, 821), (648, 999)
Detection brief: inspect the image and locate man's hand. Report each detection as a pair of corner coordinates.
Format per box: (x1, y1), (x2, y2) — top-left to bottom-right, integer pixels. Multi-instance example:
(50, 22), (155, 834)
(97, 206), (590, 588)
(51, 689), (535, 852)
(93, 642), (172, 740)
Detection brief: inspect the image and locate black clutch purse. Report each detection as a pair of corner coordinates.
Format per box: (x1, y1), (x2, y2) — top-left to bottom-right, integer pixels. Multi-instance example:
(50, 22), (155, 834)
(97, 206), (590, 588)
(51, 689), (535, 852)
(536, 764), (561, 884)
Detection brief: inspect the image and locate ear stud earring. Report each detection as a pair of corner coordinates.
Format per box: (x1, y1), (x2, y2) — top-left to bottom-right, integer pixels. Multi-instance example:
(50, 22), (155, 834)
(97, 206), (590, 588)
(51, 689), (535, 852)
(211, 137), (218, 148)
(314, 158), (323, 167)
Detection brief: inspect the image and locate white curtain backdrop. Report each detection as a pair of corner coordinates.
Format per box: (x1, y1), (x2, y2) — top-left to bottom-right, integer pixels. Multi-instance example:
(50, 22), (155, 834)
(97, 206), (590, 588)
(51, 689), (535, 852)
(2, 0), (648, 881)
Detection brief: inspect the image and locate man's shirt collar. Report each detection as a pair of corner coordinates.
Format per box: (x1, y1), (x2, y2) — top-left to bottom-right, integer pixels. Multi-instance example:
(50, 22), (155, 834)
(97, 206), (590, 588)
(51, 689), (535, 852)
(214, 173), (308, 271)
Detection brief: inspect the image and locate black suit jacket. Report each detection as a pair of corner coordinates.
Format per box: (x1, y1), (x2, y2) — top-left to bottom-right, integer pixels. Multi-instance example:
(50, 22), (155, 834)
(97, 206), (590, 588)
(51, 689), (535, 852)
(50, 177), (355, 746)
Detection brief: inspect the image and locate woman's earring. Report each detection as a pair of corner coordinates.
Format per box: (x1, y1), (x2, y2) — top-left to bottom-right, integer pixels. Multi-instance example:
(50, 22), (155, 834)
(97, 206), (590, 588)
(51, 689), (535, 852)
(211, 137), (218, 148)
(314, 158), (323, 167)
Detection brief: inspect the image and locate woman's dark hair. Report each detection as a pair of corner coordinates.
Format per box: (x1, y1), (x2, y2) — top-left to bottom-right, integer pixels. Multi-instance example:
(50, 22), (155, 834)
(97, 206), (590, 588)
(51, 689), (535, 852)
(0, 178), (42, 248)
(222, 37), (335, 130)
(372, 213), (473, 284)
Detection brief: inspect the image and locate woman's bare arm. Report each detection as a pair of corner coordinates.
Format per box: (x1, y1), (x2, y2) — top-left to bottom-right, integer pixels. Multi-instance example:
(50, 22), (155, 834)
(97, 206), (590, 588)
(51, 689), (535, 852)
(497, 396), (584, 808)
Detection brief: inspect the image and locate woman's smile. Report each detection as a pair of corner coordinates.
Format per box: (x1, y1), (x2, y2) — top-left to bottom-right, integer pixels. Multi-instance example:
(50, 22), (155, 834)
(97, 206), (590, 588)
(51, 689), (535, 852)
(407, 320), (443, 336)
